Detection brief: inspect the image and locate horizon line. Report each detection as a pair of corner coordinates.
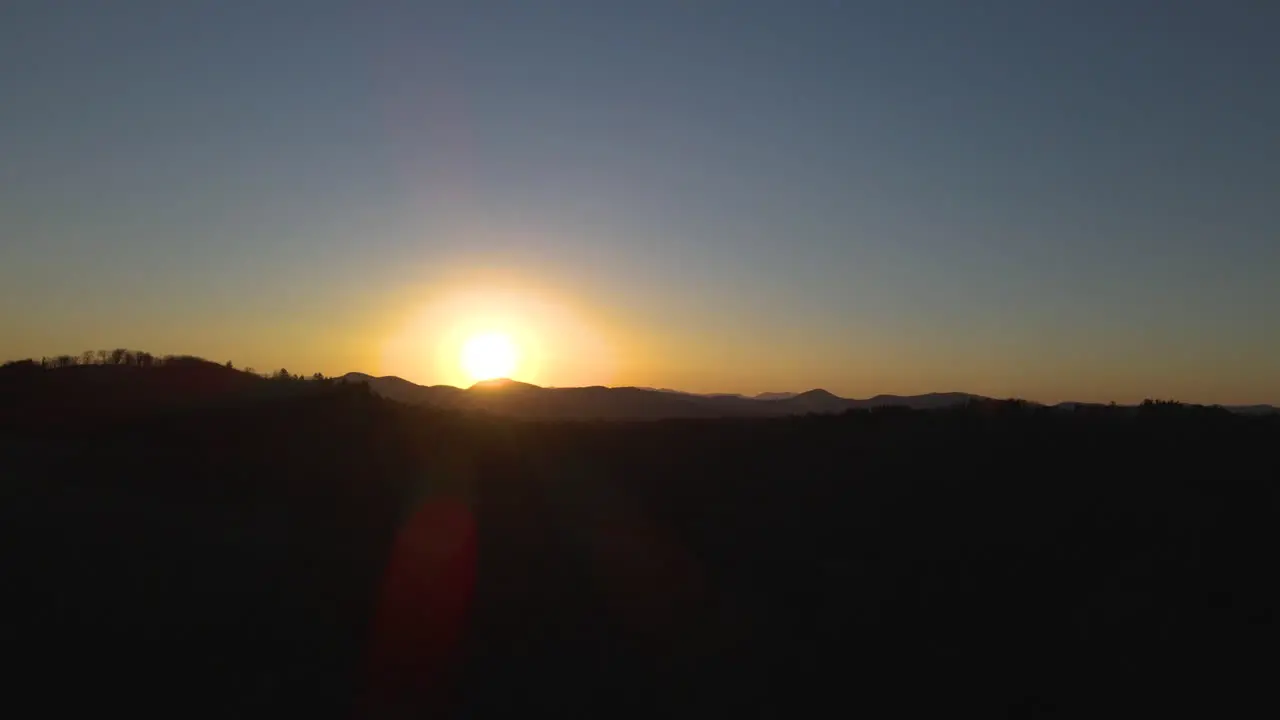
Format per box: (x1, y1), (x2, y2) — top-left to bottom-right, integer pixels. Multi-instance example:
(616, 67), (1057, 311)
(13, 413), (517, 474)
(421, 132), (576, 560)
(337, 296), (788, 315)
(4, 353), (1274, 408)
(336, 372), (1274, 409)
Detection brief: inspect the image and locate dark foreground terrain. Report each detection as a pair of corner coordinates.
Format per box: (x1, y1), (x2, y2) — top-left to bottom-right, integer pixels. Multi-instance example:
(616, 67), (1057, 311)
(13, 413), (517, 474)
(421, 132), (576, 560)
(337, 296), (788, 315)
(4, 361), (1279, 717)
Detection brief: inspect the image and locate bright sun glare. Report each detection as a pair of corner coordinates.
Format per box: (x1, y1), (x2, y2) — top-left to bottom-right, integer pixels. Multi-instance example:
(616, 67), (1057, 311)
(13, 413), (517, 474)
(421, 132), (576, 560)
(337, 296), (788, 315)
(460, 332), (518, 383)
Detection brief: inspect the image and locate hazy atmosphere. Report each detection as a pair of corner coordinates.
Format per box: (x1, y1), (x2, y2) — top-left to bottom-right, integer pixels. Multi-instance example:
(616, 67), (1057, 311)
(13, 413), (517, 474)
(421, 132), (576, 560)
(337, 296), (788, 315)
(4, 1), (1277, 403)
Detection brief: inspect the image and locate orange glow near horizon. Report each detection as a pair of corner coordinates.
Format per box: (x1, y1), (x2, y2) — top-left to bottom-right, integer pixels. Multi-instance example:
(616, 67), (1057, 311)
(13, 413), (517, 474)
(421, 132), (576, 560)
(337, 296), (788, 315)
(378, 274), (617, 388)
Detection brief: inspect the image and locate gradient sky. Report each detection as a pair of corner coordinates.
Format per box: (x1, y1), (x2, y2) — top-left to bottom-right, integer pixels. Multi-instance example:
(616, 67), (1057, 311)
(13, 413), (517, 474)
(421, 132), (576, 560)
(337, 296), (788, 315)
(3, 1), (1278, 403)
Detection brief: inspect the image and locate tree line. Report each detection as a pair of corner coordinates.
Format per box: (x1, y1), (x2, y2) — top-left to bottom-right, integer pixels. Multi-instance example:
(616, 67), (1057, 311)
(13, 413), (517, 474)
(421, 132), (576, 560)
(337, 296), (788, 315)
(1, 349), (332, 383)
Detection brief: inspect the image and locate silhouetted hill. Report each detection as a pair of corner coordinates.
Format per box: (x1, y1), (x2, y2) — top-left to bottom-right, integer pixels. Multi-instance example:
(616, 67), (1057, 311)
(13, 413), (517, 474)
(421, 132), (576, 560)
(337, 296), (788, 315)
(340, 372), (465, 407)
(773, 388), (848, 413)
(2, 357), (265, 428)
(0, 353), (377, 435)
(855, 391), (983, 410)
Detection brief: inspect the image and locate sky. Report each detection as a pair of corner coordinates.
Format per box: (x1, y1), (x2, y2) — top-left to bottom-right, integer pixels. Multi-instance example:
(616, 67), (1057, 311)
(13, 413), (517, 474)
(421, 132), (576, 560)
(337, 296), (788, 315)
(2, 1), (1278, 403)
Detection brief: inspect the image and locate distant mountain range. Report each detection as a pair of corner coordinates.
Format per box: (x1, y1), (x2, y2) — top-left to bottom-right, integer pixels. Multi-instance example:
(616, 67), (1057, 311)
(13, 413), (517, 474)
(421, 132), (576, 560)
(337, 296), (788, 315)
(335, 373), (1280, 420)
(337, 373), (991, 420)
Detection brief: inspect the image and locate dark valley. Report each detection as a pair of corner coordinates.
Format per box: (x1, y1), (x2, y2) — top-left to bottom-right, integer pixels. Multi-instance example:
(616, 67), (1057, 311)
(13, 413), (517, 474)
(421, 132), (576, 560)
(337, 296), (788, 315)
(4, 354), (1279, 716)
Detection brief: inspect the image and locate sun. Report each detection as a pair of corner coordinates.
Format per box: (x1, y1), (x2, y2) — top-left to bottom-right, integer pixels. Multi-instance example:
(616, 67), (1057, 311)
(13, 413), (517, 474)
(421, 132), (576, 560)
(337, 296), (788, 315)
(460, 332), (518, 383)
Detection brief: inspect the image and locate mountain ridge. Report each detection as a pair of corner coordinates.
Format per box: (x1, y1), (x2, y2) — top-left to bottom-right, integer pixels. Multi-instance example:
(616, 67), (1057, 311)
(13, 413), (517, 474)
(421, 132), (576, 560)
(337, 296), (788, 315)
(336, 374), (990, 420)
(336, 373), (1279, 420)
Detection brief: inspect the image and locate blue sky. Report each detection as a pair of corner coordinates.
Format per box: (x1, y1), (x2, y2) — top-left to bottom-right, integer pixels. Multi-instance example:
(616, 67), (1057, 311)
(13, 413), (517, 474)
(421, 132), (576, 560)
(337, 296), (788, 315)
(3, 1), (1277, 402)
